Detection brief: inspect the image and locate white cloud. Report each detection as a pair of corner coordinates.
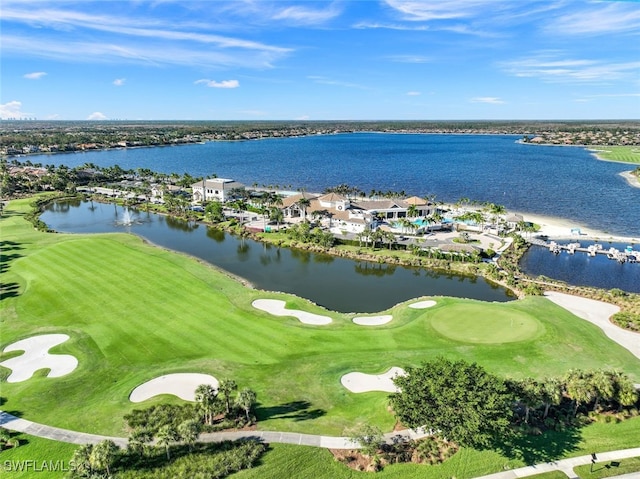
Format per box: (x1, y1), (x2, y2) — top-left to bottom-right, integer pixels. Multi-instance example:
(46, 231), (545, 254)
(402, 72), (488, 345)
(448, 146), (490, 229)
(308, 76), (369, 90)
(87, 111), (107, 120)
(384, 0), (495, 22)
(194, 79), (240, 89)
(545, 3), (640, 36)
(406, 91), (421, 96)
(113, 78), (125, 86)
(295, 115), (311, 120)
(23, 71), (47, 80)
(501, 53), (640, 84)
(471, 97), (504, 104)
(387, 55), (431, 64)
(1, 6), (291, 69)
(0, 100), (29, 119)
(272, 4), (341, 24)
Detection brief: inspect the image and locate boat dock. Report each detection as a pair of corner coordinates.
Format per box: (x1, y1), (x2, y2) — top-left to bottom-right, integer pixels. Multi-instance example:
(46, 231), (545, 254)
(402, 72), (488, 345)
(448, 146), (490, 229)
(528, 238), (640, 263)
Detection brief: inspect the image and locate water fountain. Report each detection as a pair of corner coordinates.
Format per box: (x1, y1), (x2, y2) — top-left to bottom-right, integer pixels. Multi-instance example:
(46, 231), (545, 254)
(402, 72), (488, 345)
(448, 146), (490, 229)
(118, 208), (135, 226)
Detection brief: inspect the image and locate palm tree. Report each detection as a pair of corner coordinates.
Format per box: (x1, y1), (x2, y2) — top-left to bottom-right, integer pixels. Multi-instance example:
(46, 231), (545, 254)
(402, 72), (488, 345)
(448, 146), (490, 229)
(0, 427), (19, 449)
(591, 369), (615, 411)
(128, 428), (153, 457)
(177, 419), (201, 452)
(195, 384), (218, 425)
(298, 196), (311, 222)
(89, 439), (119, 477)
(540, 377), (564, 419)
(407, 204), (419, 219)
(218, 378), (238, 415)
(269, 207), (284, 230)
(564, 369), (596, 416)
(156, 425), (177, 460)
(70, 444), (93, 477)
(235, 388), (257, 423)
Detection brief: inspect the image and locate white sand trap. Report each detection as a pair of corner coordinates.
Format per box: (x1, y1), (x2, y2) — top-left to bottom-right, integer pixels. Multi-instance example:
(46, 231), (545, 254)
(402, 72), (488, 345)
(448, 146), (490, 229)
(129, 373), (219, 403)
(352, 315), (393, 326)
(341, 367), (406, 393)
(252, 299), (332, 325)
(0, 334), (78, 383)
(409, 300), (437, 309)
(545, 291), (640, 361)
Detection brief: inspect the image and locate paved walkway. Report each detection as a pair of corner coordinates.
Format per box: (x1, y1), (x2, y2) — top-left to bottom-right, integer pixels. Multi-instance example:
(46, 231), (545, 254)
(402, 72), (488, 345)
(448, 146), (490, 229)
(471, 447), (640, 479)
(0, 410), (426, 449)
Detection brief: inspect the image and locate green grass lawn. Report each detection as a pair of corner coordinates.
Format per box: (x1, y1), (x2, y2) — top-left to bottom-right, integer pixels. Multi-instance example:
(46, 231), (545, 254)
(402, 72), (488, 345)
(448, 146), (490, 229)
(0, 433), (77, 479)
(574, 456), (640, 478)
(2, 196), (640, 478)
(589, 146), (640, 164)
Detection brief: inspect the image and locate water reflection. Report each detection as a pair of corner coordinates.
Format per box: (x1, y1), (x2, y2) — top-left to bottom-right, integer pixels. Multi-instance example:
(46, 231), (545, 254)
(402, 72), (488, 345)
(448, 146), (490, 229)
(41, 200), (513, 312)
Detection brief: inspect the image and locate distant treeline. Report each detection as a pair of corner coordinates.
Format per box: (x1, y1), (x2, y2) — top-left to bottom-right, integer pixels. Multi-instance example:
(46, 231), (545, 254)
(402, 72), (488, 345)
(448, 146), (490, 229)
(1, 120), (639, 154)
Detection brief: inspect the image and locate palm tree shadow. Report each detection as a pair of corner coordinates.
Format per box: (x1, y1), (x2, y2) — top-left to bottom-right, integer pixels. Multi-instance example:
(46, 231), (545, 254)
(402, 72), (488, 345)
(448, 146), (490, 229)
(256, 400), (326, 422)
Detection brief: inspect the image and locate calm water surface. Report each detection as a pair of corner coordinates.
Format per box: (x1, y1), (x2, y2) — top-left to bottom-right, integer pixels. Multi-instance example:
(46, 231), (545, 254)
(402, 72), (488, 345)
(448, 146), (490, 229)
(520, 240), (640, 293)
(41, 200), (512, 313)
(34, 133), (640, 237)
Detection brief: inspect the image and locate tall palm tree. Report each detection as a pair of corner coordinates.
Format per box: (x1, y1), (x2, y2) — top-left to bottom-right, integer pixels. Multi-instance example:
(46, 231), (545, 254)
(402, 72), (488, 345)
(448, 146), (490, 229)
(540, 377), (564, 419)
(177, 419), (201, 452)
(218, 378), (238, 415)
(70, 444), (93, 477)
(298, 197), (311, 222)
(128, 428), (153, 457)
(235, 388), (257, 423)
(269, 207), (284, 230)
(591, 369), (615, 411)
(156, 425), (177, 460)
(195, 384), (218, 425)
(89, 439), (119, 477)
(564, 369), (596, 416)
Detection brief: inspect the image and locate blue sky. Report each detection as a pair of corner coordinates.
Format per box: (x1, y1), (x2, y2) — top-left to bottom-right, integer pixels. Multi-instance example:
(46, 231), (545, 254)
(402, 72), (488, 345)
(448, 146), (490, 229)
(1, 0), (639, 120)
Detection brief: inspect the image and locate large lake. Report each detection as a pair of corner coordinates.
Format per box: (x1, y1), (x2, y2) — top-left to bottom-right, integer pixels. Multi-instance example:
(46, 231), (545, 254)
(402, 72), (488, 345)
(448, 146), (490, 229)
(34, 133), (640, 237)
(41, 200), (513, 313)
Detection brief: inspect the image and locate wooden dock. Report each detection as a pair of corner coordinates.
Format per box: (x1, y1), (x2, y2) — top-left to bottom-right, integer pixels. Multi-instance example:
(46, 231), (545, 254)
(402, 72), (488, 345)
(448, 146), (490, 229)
(528, 238), (640, 263)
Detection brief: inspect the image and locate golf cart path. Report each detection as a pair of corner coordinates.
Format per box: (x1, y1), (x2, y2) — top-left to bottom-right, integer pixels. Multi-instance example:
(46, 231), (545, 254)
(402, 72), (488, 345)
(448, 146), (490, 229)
(0, 410), (426, 449)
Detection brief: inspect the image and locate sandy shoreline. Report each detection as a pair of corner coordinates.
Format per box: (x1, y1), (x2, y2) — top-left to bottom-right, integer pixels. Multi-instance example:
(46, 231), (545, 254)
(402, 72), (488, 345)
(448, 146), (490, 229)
(620, 170), (640, 189)
(510, 210), (639, 243)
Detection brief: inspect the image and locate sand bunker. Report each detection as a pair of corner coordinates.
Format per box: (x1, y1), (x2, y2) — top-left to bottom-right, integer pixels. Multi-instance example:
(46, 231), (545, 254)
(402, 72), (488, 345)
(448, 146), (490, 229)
(0, 334), (78, 383)
(252, 299), (332, 325)
(409, 300), (437, 309)
(545, 291), (640, 361)
(352, 315), (393, 326)
(341, 367), (406, 393)
(129, 373), (219, 403)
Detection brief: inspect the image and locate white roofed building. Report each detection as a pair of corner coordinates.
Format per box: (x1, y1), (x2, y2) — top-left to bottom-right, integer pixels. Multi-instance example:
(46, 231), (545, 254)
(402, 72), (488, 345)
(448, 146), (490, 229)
(191, 178), (245, 203)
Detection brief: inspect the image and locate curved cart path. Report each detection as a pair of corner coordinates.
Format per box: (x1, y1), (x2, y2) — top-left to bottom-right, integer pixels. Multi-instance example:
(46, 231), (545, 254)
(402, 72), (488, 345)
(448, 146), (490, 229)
(0, 410), (427, 449)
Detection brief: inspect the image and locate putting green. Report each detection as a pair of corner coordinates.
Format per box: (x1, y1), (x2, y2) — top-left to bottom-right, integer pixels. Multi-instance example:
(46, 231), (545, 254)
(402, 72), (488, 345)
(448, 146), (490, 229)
(430, 303), (543, 344)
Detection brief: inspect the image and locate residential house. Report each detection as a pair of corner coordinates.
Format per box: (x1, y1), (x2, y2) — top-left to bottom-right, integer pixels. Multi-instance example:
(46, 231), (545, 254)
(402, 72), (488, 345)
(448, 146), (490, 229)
(191, 178), (245, 203)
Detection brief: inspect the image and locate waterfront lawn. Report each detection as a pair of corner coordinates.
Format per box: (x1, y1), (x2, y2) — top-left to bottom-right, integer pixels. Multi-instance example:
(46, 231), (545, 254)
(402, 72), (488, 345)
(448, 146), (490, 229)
(590, 145), (640, 164)
(2, 197), (640, 440)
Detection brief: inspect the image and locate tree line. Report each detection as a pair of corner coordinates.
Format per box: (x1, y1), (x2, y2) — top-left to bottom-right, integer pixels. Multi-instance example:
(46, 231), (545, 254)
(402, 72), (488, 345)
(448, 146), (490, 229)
(67, 379), (259, 478)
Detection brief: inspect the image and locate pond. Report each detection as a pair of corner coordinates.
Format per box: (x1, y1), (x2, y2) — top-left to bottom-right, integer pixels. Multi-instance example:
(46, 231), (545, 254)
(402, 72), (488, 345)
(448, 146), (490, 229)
(41, 200), (514, 313)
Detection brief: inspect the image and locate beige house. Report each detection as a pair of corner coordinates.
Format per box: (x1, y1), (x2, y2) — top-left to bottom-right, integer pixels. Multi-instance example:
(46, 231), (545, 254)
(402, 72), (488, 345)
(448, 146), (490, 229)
(280, 192), (436, 234)
(191, 178), (245, 203)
